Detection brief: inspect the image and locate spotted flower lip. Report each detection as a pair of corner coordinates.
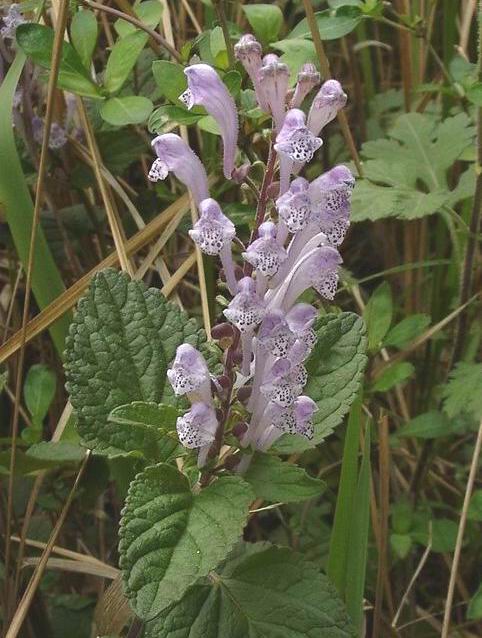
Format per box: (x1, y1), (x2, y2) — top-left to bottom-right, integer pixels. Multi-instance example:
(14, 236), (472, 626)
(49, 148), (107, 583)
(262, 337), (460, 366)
(257, 53), (290, 131)
(309, 165), (354, 246)
(181, 63), (238, 180)
(274, 109), (322, 195)
(189, 198), (238, 295)
(167, 344), (212, 403)
(307, 79), (347, 136)
(150, 133), (209, 206)
(275, 176), (312, 244)
(242, 221), (287, 277)
(224, 276), (266, 333)
(264, 395), (317, 440)
(291, 63), (321, 108)
(176, 401), (218, 462)
(257, 309), (297, 358)
(260, 358), (307, 408)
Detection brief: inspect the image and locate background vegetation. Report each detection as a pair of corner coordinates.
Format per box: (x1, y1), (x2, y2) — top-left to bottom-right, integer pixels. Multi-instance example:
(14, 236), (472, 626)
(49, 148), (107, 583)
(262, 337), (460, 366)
(0, 0), (481, 636)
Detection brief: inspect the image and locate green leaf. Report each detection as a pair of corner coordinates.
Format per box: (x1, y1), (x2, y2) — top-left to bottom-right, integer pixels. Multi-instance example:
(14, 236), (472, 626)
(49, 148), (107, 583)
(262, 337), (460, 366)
(412, 518), (458, 553)
(467, 583), (482, 620)
(100, 96), (153, 126)
(390, 533), (412, 559)
(64, 269), (207, 456)
(148, 104), (203, 133)
(468, 490), (482, 522)
(104, 30), (148, 94)
(371, 361), (415, 393)
(299, 312), (367, 447)
(26, 441), (84, 464)
(272, 39), (317, 82)
(395, 411), (455, 439)
(119, 464), (253, 620)
(152, 60), (188, 103)
(352, 112), (475, 221)
(145, 546), (356, 637)
(244, 454), (325, 502)
(466, 81), (482, 106)
(108, 402), (181, 461)
(16, 24), (102, 98)
(24, 364), (56, 426)
(115, 0), (163, 38)
(288, 7), (362, 40)
(242, 4), (283, 45)
(0, 54), (69, 355)
(71, 10), (98, 69)
(383, 314), (430, 349)
(363, 281), (393, 351)
(442, 362), (482, 421)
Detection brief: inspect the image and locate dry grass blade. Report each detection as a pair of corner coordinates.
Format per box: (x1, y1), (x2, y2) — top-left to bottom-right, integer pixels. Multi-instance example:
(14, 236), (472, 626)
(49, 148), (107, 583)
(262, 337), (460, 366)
(11, 535), (112, 568)
(22, 557), (119, 579)
(95, 574), (133, 636)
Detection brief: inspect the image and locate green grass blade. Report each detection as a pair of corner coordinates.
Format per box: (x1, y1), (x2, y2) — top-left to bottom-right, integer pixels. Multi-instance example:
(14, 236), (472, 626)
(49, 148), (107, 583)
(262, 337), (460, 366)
(0, 53), (70, 355)
(345, 421), (372, 634)
(327, 396), (362, 595)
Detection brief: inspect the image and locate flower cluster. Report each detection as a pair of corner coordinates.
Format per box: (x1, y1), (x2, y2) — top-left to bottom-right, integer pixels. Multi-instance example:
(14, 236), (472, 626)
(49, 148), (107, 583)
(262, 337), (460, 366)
(150, 35), (353, 468)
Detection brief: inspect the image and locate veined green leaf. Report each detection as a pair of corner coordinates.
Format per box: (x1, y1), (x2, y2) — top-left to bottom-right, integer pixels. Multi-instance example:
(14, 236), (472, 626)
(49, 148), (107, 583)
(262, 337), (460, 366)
(104, 30), (148, 94)
(442, 362), (482, 421)
(287, 7), (362, 40)
(71, 9), (98, 69)
(100, 96), (153, 126)
(24, 364), (56, 426)
(119, 464), (253, 620)
(115, 0), (163, 38)
(371, 361), (415, 392)
(242, 4), (283, 45)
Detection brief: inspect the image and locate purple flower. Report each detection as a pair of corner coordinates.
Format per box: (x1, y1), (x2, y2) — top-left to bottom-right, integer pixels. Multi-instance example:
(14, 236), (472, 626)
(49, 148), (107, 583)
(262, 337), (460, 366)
(150, 133), (209, 206)
(1, 3), (25, 39)
(189, 198), (238, 294)
(242, 221), (287, 278)
(309, 165), (354, 246)
(307, 79), (347, 137)
(274, 109), (322, 195)
(260, 357), (307, 408)
(257, 395), (318, 450)
(257, 309), (296, 358)
(257, 54), (290, 131)
(275, 177), (312, 244)
(32, 116), (67, 150)
(181, 64), (238, 179)
(167, 344), (212, 404)
(176, 401), (218, 466)
(290, 63), (320, 108)
(286, 303), (317, 350)
(234, 34), (267, 111)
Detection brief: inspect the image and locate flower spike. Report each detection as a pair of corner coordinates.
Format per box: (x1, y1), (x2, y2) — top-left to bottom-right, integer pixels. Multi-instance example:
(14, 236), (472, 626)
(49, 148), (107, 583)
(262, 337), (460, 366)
(307, 79), (347, 136)
(274, 109), (322, 195)
(242, 221), (287, 277)
(190, 198), (238, 294)
(181, 64), (239, 179)
(257, 54), (290, 131)
(150, 133), (209, 206)
(167, 344), (212, 404)
(290, 63), (320, 108)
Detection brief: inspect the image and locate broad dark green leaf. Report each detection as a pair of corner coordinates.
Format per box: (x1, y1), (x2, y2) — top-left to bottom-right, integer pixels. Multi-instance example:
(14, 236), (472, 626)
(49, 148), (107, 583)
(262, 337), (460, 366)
(71, 10), (98, 69)
(16, 24), (102, 98)
(244, 453), (325, 502)
(100, 96), (153, 126)
(24, 364), (56, 426)
(64, 269), (207, 456)
(119, 464), (253, 620)
(242, 4), (283, 45)
(145, 546), (356, 638)
(395, 411), (454, 439)
(383, 314), (430, 349)
(288, 7), (362, 40)
(26, 441), (84, 464)
(152, 60), (187, 103)
(363, 281), (393, 351)
(371, 361), (414, 392)
(104, 31), (148, 94)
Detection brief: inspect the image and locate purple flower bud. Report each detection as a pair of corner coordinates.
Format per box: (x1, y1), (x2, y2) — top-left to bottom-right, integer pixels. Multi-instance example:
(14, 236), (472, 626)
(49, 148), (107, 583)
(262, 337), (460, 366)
(242, 221), (287, 277)
(276, 177), (312, 234)
(167, 344), (212, 403)
(307, 79), (347, 136)
(274, 109), (322, 195)
(224, 277), (266, 333)
(290, 63), (320, 108)
(181, 64), (239, 179)
(176, 402), (218, 460)
(258, 309), (297, 358)
(257, 54), (290, 131)
(1, 3), (25, 39)
(309, 165), (354, 246)
(150, 133), (209, 206)
(234, 34), (267, 111)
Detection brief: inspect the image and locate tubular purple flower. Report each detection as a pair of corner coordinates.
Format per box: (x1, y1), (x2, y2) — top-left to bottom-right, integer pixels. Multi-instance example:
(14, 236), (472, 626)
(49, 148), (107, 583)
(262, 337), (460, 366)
(258, 309), (296, 358)
(274, 109), (322, 195)
(181, 64), (239, 179)
(150, 133), (209, 206)
(309, 165), (355, 246)
(176, 402), (218, 467)
(290, 63), (320, 108)
(242, 221), (287, 284)
(189, 198), (238, 295)
(275, 176), (312, 245)
(167, 344), (212, 404)
(257, 54), (290, 131)
(307, 79), (347, 136)
(286, 303), (318, 351)
(234, 34), (267, 111)
(260, 358), (307, 408)
(224, 277), (266, 375)
(254, 394), (317, 451)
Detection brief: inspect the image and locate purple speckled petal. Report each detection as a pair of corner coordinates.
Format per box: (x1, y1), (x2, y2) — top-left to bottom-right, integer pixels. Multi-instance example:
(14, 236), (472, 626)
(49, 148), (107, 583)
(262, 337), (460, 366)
(309, 165), (354, 246)
(189, 198), (235, 256)
(176, 402), (218, 449)
(184, 64), (239, 179)
(258, 309), (297, 358)
(242, 221), (287, 277)
(224, 276), (266, 333)
(167, 344), (211, 403)
(276, 177), (312, 233)
(307, 79), (347, 136)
